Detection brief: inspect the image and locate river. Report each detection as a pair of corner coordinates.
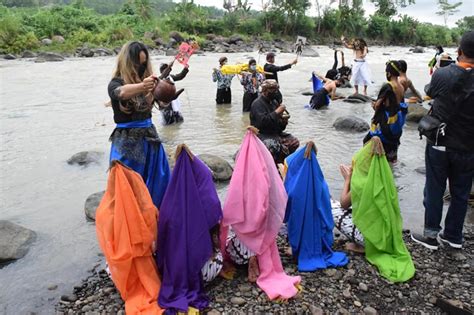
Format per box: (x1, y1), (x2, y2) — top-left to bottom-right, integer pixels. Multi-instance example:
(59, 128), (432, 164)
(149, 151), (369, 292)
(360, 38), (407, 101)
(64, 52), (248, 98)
(0, 46), (449, 314)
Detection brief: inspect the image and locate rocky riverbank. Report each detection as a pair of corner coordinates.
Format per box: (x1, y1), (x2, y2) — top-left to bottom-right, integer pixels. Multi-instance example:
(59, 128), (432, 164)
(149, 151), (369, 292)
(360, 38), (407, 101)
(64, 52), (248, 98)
(55, 225), (473, 315)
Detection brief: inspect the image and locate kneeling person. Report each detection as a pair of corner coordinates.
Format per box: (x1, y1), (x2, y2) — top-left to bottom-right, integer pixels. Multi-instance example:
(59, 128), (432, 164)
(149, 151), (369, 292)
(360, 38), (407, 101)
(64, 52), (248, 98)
(250, 80), (299, 164)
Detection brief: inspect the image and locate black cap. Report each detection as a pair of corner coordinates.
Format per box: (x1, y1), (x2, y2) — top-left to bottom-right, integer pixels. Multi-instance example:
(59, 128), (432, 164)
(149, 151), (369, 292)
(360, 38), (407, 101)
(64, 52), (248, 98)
(460, 31), (474, 58)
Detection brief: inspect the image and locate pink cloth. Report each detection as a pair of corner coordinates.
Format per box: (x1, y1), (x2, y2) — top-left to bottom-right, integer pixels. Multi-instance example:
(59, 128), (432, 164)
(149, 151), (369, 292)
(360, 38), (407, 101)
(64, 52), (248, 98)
(221, 130), (300, 300)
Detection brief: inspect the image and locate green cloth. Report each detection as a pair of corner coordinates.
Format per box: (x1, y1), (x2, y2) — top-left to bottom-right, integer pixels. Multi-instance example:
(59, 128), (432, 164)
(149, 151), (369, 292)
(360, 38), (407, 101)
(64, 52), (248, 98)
(351, 140), (415, 283)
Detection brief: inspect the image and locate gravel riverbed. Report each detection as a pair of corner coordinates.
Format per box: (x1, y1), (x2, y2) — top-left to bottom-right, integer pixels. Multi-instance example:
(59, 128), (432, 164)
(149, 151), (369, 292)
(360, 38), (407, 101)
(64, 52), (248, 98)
(55, 225), (473, 315)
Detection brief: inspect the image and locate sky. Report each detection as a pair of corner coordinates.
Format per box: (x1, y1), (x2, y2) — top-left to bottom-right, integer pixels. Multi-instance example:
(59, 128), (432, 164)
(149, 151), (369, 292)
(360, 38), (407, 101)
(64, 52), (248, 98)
(181, 0), (474, 27)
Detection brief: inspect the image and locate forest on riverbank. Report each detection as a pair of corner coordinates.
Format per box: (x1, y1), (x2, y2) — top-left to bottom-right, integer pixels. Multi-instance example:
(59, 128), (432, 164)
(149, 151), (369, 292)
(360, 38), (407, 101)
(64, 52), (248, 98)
(1, 0), (473, 54)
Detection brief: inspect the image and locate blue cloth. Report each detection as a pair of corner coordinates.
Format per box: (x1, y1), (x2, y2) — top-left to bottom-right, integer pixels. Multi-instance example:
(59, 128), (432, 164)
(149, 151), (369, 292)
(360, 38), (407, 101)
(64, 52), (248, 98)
(369, 102), (408, 144)
(110, 119), (170, 208)
(312, 73), (330, 104)
(284, 146), (349, 272)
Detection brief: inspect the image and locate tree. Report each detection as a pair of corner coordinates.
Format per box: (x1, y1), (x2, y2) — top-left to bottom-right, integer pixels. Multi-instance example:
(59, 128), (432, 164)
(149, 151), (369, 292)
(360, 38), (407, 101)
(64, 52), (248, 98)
(456, 15), (474, 33)
(370, 0), (415, 17)
(436, 0), (462, 26)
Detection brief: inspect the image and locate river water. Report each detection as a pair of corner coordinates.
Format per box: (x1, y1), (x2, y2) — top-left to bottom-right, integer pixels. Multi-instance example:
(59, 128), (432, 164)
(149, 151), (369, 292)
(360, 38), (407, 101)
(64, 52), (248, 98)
(0, 46), (451, 314)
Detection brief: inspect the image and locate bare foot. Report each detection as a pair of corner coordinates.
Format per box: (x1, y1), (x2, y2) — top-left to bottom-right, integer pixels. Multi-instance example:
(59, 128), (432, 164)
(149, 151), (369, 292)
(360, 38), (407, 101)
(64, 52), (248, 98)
(248, 256), (260, 283)
(345, 242), (365, 254)
(339, 164), (352, 180)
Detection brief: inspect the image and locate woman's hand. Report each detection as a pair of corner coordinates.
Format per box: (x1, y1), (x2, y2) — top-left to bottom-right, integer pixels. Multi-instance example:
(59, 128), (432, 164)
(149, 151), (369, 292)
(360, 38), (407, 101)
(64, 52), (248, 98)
(142, 75), (156, 93)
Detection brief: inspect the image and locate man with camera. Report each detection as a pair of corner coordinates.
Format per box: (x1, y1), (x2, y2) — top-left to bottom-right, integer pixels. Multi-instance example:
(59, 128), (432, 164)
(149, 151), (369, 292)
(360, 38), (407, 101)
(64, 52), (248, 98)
(411, 31), (474, 250)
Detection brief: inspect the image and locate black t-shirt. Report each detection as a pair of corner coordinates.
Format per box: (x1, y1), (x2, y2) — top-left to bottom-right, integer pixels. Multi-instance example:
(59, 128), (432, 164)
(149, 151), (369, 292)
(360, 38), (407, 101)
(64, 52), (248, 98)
(108, 78), (152, 123)
(263, 63), (292, 82)
(427, 64), (474, 152)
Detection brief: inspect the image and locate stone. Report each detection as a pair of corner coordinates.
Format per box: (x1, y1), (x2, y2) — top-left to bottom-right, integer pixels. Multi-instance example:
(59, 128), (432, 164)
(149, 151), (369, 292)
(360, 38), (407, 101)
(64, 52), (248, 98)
(354, 300), (362, 307)
(80, 48), (94, 58)
(333, 116), (370, 132)
(415, 167), (426, 175)
(41, 38), (53, 45)
(207, 310), (220, 315)
(324, 269), (337, 277)
(169, 31), (184, 43)
(67, 151), (103, 166)
(166, 49), (178, 56)
(363, 306), (377, 315)
(93, 48), (113, 56)
(411, 46), (425, 53)
(228, 34), (244, 44)
(310, 305), (323, 315)
(406, 104), (429, 123)
(0, 220), (36, 262)
(21, 50), (37, 58)
(35, 52), (65, 63)
(359, 282), (368, 292)
(4, 54), (16, 60)
(230, 297), (245, 305)
(347, 93), (372, 102)
(52, 35), (65, 43)
(342, 288), (351, 299)
(84, 191), (105, 221)
(197, 154), (233, 181)
(60, 294), (78, 302)
(48, 284), (58, 290)
(238, 284), (252, 293)
(301, 47), (320, 57)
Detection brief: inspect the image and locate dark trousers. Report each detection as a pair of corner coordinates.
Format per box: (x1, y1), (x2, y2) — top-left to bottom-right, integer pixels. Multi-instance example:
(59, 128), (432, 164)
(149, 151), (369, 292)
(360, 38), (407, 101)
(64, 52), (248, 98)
(243, 92), (258, 112)
(216, 87), (231, 104)
(423, 144), (474, 243)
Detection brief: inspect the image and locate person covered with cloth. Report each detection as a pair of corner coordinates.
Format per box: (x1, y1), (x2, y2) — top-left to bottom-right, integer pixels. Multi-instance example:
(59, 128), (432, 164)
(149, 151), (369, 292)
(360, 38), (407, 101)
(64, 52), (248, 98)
(107, 41), (170, 209)
(307, 71), (344, 110)
(157, 62), (189, 125)
(240, 58), (264, 112)
(212, 56), (235, 104)
(282, 141), (349, 272)
(250, 79), (300, 164)
(220, 128), (301, 301)
(334, 137), (415, 282)
(342, 37), (371, 96)
(411, 31), (474, 251)
(363, 60), (407, 163)
(156, 144), (224, 314)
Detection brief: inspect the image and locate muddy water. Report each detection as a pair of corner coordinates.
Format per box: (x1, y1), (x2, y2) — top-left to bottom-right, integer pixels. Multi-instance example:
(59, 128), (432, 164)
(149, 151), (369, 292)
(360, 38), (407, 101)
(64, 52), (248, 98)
(0, 46), (446, 314)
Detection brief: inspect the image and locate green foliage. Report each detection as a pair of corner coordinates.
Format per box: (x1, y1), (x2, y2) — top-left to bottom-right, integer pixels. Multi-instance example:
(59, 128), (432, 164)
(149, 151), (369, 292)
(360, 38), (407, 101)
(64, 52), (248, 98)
(0, 0), (465, 54)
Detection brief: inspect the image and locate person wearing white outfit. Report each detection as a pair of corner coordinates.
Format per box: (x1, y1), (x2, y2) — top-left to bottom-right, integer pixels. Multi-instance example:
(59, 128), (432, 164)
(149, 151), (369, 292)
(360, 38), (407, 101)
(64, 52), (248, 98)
(342, 36), (371, 96)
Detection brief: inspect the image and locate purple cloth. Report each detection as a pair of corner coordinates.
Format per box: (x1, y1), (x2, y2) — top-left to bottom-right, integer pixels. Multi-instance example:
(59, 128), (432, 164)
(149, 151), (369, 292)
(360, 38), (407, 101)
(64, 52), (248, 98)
(156, 151), (223, 313)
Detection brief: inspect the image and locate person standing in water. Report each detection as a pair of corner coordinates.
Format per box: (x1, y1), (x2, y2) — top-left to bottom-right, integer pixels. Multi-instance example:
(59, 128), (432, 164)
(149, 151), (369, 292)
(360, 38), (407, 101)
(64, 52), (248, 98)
(363, 61), (407, 163)
(398, 60), (423, 103)
(264, 52), (297, 104)
(212, 56), (235, 104)
(240, 59), (264, 112)
(342, 36), (371, 96)
(107, 41), (170, 207)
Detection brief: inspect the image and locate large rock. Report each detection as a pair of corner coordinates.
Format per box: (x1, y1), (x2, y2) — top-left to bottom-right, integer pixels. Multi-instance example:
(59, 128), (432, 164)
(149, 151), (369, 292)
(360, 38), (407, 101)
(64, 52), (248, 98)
(84, 191), (105, 221)
(169, 31), (184, 43)
(333, 116), (370, 132)
(21, 50), (37, 58)
(301, 47), (319, 57)
(41, 38), (53, 46)
(93, 48), (113, 56)
(198, 154), (233, 181)
(35, 52), (64, 62)
(406, 104), (429, 123)
(0, 220), (36, 262)
(4, 54), (16, 60)
(52, 35), (65, 43)
(79, 47), (94, 58)
(67, 151), (103, 166)
(228, 34), (244, 45)
(347, 93), (372, 102)
(410, 46), (425, 53)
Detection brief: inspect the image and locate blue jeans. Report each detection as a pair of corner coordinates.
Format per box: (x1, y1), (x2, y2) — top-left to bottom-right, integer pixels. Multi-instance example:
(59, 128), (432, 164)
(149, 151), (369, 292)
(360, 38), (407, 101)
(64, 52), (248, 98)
(423, 144), (474, 243)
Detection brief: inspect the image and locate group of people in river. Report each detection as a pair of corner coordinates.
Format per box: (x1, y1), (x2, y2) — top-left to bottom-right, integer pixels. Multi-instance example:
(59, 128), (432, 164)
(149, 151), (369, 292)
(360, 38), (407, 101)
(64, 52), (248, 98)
(96, 31), (474, 314)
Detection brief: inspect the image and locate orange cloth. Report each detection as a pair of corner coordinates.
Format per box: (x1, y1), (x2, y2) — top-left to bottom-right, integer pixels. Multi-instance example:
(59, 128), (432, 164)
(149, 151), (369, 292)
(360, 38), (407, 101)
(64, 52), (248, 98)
(96, 162), (163, 315)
